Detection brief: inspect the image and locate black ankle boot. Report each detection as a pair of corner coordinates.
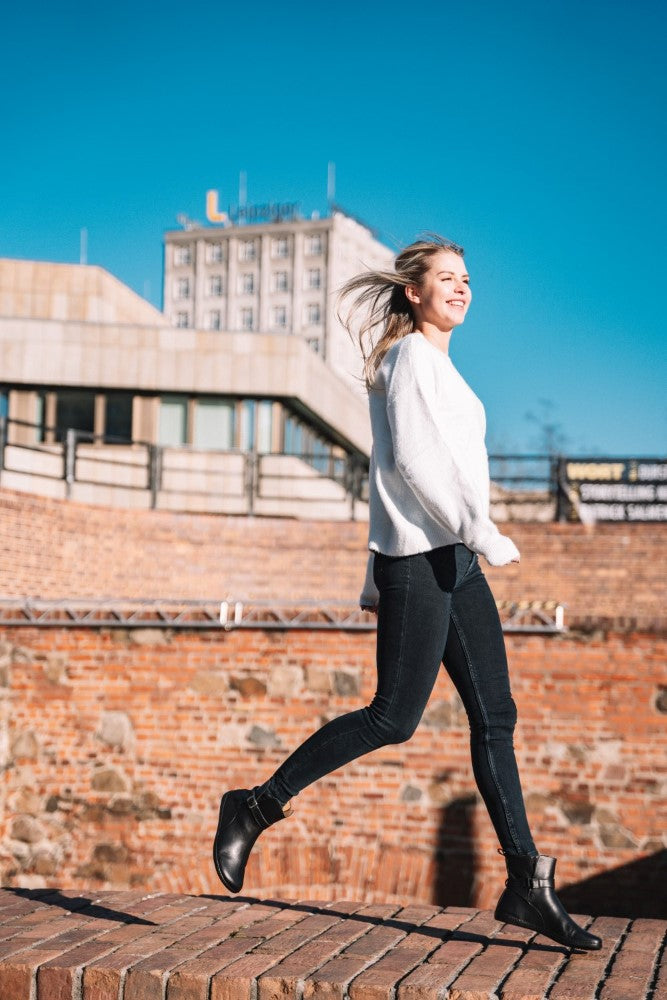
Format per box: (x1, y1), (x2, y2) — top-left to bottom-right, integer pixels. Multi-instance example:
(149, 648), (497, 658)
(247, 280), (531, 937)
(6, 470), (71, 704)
(494, 853), (602, 950)
(212, 787), (291, 893)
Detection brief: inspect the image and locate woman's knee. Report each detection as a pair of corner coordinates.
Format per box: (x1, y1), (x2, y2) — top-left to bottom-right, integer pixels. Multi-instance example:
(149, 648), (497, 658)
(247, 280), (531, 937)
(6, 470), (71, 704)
(363, 704), (418, 746)
(470, 693), (518, 739)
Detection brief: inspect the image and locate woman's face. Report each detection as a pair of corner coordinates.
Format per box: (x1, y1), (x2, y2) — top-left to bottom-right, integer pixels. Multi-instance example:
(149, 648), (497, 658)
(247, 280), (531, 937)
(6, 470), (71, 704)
(407, 250), (471, 330)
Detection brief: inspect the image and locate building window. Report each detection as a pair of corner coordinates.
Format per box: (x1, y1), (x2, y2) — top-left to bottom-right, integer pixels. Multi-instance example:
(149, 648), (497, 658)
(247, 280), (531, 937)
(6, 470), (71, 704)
(239, 272), (255, 295)
(272, 306), (287, 329)
(284, 413), (303, 455)
(305, 234), (323, 256)
(208, 274), (223, 296)
(55, 390), (95, 442)
(257, 400), (273, 453)
(271, 237), (289, 258)
(208, 310), (221, 330)
(239, 240), (257, 262)
(0, 388), (8, 419)
(105, 393), (133, 442)
(207, 242), (224, 263)
(306, 337), (320, 354)
(273, 270), (288, 292)
(175, 312), (189, 328)
(240, 308), (254, 331)
(194, 397), (235, 449)
(306, 303), (321, 325)
(158, 396), (188, 446)
(174, 246), (192, 266)
(239, 400), (256, 451)
(306, 268), (321, 289)
(175, 277), (190, 299)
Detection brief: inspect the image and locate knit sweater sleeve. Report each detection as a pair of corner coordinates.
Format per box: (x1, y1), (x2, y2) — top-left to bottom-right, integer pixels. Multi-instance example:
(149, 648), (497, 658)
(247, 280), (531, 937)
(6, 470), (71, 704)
(385, 341), (519, 566)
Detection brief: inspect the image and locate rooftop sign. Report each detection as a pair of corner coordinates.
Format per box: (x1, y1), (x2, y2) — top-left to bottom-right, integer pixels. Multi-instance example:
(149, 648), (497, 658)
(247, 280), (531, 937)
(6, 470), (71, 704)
(206, 190), (300, 226)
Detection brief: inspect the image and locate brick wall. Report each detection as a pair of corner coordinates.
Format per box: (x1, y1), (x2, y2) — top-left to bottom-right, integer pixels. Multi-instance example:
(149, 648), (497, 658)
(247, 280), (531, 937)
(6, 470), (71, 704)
(0, 489), (665, 627)
(0, 490), (667, 628)
(1, 623), (665, 915)
(1, 487), (665, 916)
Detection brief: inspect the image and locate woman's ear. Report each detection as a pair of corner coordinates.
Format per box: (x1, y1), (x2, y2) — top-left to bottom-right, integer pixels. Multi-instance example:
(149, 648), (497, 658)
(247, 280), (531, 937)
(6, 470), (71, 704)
(405, 284), (421, 305)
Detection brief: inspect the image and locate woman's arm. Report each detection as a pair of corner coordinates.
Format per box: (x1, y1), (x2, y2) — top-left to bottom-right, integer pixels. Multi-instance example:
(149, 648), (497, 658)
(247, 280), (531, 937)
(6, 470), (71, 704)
(359, 551), (379, 611)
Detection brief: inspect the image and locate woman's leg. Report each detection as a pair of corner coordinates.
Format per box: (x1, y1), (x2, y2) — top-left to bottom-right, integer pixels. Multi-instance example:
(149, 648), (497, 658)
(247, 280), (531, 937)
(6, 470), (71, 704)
(443, 552), (602, 950)
(215, 548), (461, 894)
(443, 553), (537, 856)
(256, 547), (459, 805)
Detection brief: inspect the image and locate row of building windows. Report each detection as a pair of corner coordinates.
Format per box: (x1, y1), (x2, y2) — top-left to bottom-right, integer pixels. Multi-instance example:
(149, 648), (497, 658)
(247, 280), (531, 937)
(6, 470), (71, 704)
(173, 268), (322, 300)
(173, 233), (324, 267)
(4, 387), (354, 485)
(158, 396), (338, 473)
(19, 388), (338, 467)
(174, 303), (322, 331)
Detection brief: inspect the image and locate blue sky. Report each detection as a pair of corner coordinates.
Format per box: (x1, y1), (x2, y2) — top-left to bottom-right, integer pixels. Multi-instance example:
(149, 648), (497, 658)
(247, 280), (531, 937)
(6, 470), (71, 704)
(1, 0), (665, 455)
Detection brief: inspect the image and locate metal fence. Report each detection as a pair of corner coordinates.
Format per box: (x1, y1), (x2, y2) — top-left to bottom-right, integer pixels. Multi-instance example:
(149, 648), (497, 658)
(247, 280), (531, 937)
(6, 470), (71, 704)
(0, 416), (561, 520)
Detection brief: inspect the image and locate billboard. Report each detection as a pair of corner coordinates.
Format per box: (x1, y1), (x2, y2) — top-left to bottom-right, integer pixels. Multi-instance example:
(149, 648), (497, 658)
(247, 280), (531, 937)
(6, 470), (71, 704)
(558, 458), (667, 522)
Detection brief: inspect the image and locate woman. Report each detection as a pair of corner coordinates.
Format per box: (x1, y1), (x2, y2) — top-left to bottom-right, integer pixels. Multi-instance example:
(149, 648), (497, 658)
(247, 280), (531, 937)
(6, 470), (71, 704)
(213, 236), (601, 951)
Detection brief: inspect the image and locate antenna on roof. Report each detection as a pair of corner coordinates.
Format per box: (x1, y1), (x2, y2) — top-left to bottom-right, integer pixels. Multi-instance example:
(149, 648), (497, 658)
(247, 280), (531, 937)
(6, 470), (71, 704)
(80, 227), (88, 265)
(327, 162), (336, 214)
(239, 170), (247, 222)
(176, 213), (197, 231)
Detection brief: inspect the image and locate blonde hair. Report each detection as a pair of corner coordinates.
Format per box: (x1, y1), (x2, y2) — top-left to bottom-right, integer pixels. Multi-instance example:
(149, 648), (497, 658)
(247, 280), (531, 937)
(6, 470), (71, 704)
(337, 234), (464, 390)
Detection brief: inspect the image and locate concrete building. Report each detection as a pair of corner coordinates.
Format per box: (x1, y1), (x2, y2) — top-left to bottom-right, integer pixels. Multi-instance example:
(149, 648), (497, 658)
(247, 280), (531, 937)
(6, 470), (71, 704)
(163, 208), (394, 391)
(0, 257), (371, 519)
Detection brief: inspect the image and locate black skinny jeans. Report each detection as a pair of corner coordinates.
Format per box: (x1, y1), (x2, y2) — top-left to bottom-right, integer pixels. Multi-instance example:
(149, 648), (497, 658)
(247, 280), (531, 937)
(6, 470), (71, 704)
(257, 543), (537, 857)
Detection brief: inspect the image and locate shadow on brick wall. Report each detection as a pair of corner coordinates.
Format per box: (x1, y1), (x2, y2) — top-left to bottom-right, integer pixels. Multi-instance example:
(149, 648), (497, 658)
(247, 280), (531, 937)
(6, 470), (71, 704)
(431, 797), (666, 920)
(559, 849), (667, 919)
(432, 794), (477, 906)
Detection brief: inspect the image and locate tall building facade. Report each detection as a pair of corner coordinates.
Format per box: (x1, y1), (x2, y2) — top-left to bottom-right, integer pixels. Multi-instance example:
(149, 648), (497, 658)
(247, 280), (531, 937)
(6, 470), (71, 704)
(163, 209), (394, 390)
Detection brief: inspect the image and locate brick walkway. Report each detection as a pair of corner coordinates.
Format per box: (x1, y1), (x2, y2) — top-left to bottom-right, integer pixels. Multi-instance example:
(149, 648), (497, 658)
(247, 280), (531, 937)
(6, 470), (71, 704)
(0, 889), (664, 1000)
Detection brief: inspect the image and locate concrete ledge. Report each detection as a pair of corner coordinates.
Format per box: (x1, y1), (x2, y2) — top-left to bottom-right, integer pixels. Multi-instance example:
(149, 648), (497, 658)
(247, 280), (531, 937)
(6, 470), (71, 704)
(0, 889), (664, 1000)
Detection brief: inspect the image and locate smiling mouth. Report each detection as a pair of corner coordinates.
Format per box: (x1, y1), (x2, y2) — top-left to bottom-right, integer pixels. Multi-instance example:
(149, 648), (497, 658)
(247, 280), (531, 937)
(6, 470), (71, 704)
(447, 300), (466, 308)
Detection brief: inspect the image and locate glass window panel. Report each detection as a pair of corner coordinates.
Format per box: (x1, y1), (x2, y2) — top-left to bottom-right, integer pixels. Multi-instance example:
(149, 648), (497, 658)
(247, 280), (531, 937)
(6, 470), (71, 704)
(105, 393), (133, 442)
(158, 396), (188, 446)
(174, 246), (192, 265)
(257, 401), (273, 453)
(239, 400), (256, 451)
(55, 391), (95, 442)
(194, 398), (235, 449)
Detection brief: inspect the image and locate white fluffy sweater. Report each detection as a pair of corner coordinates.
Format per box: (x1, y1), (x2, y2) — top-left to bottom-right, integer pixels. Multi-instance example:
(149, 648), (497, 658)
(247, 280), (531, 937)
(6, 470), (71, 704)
(359, 332), (519, 607)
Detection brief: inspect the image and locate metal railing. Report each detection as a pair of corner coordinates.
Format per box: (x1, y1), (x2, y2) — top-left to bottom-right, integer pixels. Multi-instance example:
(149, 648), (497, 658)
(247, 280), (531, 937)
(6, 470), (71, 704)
(0, 416), (563, 520)
(0, 417), (370, 519)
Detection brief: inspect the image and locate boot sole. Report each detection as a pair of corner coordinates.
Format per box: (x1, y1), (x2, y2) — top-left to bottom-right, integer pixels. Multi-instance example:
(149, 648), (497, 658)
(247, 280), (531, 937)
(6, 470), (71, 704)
(212, 792), (242, 893)
(494, 908), (602, 950)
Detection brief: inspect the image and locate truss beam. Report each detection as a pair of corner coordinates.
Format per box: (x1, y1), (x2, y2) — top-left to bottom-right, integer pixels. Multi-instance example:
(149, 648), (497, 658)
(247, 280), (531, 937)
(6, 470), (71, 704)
(0, 598), (566, 633)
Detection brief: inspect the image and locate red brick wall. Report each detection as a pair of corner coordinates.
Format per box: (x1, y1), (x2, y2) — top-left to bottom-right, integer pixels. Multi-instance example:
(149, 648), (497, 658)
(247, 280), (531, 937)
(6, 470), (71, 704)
(0, 488), (665, 626)
(1, 487), (665, 916)
(2, 624), (665, 915)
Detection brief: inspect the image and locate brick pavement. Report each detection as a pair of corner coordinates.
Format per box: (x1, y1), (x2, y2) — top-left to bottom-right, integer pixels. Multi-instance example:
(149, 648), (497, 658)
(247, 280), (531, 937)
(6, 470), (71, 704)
(0, 889), (663, 1000)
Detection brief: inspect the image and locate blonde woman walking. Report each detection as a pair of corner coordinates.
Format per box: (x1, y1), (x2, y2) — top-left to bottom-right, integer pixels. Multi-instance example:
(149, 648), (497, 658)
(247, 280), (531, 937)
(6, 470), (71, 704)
(213, 235), (601, 951)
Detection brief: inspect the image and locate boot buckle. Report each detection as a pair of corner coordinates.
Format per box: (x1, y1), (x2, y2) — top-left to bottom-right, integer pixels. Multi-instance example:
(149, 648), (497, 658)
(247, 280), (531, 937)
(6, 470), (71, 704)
(247, 790), (269, 826)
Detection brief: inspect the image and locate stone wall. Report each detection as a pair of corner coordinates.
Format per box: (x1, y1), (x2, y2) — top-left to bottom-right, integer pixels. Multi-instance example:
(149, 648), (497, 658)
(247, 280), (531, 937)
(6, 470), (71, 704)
(1, 623), (665, 916)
